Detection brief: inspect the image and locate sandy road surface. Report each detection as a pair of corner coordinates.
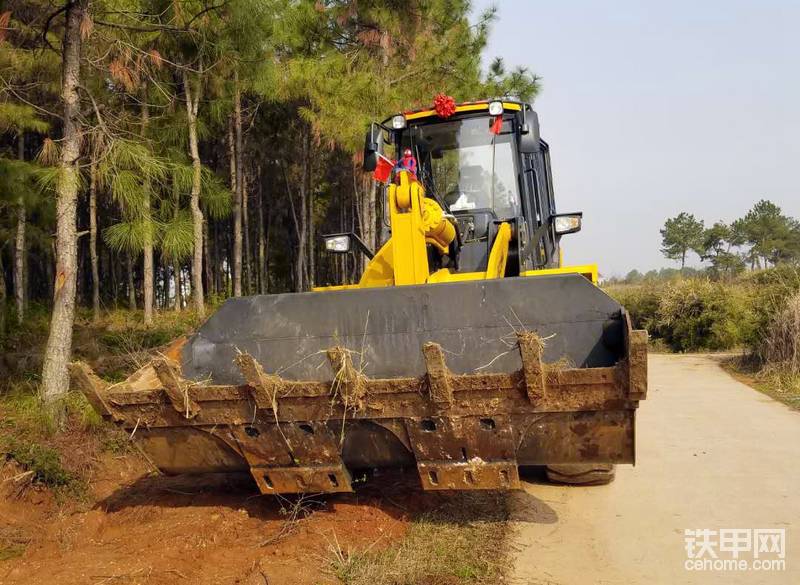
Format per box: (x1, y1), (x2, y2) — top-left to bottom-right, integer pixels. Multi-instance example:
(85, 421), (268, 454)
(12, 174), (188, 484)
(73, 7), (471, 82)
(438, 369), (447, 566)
(510, 354), (799, 585)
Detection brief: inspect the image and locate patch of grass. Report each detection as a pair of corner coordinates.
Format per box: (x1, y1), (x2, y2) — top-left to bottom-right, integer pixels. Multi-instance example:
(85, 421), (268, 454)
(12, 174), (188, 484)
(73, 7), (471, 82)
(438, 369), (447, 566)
(647, 337), (671, 354)
(0, 527), (30, 561)
(0, 307), (200, 502)
(2, 437), (75, 488)
(0, 543), (26, 561)
(722, 357), (800, 411)
(1, 307), (204, 390)
(0, 385), (125, 499)
(327, 492), (509, 585)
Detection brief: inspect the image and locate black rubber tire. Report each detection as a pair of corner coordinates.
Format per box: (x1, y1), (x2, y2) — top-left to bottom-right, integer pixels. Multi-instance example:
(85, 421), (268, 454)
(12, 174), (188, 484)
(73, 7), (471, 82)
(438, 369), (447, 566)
(545, 463), (616, 486)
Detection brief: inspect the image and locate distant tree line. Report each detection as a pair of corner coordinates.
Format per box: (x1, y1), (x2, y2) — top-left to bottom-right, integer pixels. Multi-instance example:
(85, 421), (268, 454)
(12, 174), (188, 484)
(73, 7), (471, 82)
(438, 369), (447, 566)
(637, 199), (799, 281)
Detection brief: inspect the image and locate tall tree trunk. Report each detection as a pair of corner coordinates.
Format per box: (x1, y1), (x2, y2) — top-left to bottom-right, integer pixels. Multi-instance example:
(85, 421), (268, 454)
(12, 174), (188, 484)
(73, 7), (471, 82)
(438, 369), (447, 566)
(243, 169), (252, 294)
(141, 93), (154, 326)
(234, 72), (249, 295)
(257, 166), (267, 294)
(295, 131), (309, 291)
(305, 138), (314, 289)
(203, 217), (213, 298)
(41, 0), (86, 420)
(229, 117), (242, 296)
(355, 169), (377, 275)
(89, 153), (100, 322)
(212, 220), (221, 294)
(127, 253), (136, 309)
(338, 188), (346, 283)
(183, 69), (205, 317)
(281, 159), (303, 292)
(14, 134), (26, 324)
(173, 260), (182, 311)
(109, 249), (118, 308)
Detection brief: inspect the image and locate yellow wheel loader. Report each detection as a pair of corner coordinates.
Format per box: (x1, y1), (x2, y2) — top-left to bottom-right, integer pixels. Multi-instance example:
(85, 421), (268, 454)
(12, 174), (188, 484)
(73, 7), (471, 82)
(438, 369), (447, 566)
(71, 98), (647, 493)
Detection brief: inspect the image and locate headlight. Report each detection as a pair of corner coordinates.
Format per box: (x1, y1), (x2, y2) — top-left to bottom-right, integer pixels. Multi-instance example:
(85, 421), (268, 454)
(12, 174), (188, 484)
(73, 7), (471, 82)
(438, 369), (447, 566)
(488, 101), (504, 116)
(391, 115), (407, 129)
(324, 235), (351, 253)
(554, 214), (582, 235)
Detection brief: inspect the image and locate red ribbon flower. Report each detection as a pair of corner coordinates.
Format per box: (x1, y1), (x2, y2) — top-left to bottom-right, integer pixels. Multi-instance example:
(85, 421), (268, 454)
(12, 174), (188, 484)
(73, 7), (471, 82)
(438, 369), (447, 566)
(433, 93), (456, 119)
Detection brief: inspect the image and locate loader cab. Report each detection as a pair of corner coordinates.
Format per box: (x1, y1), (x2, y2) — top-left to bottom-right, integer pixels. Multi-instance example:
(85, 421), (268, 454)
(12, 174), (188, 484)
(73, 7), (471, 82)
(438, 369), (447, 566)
(398, 114), (521, 273)
(364, 100), (581, 276)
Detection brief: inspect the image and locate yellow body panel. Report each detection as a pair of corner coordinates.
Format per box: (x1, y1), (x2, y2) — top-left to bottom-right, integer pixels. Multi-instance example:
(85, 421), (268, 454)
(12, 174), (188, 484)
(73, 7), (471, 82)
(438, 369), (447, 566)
(314, 263), (599, 292)
(358, 240), (394, 288)
(521, 264), (598, 285)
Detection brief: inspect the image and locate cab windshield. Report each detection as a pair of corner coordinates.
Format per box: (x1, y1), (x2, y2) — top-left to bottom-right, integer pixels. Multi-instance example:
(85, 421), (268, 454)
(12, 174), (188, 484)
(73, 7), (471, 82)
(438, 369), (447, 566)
(401, 116), (521, 218)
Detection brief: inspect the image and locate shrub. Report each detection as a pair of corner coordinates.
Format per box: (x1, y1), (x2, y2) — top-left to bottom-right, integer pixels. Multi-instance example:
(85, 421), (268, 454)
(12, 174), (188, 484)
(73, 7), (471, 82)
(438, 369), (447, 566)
(655, 279), (754, 352)
(605, 284), (662, 332)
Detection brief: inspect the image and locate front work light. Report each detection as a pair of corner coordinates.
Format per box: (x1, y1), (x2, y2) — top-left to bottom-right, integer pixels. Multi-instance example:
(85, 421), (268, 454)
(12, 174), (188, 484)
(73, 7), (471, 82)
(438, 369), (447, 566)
(324, 235), (351, 253)
(322, 232), (376, 259)
(553, 213), (583, 236)
(488, 101), (504, 116)
(391, 115), (407, 129)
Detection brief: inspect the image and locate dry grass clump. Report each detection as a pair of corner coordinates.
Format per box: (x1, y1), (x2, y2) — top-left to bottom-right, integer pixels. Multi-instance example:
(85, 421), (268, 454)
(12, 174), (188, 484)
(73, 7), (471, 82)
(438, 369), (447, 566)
(328, 347), (368, 412)
(327, 492), (509, 585)
(758, 291), (800, 374)
(749, 291), (800, 399)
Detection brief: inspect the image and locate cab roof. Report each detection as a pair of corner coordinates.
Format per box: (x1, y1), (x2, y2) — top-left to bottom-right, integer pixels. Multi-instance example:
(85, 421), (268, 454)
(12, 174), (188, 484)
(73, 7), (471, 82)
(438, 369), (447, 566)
(382, 99), (527, 126)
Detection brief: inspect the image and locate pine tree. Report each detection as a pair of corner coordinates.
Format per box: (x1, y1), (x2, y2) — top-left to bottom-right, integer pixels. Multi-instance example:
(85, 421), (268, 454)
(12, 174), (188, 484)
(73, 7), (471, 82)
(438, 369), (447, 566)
(40, 0), (88, 422)
(660, 212), (704, 268)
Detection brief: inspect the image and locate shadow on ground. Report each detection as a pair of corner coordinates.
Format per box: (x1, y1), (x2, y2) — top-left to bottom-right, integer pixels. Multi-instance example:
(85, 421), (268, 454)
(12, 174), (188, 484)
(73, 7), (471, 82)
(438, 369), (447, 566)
(96, 466), (559, 525)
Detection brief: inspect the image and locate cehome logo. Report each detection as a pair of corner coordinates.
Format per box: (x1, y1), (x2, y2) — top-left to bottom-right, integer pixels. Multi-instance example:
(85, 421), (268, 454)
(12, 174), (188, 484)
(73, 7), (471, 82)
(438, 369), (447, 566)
(684, 528), (786, 572)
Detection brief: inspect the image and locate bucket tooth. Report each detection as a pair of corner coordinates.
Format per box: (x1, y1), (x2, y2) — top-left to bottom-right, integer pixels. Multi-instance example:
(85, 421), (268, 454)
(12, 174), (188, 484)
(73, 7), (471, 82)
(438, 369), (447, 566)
(422, 342), (453, 406)
(152, 358), (200, 419)
(253, 464), (353, 494)
(517, 331), (546, 403)
(405, 415), (520, 491)
(417, 461), (520, 490)
(234, 353), (282, 412)
(68, 362), (125, 423)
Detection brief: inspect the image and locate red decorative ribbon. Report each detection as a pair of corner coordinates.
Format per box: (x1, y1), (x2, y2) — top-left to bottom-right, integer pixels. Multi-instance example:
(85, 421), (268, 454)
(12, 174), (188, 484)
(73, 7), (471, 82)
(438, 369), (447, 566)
(433, 93), (456, 118)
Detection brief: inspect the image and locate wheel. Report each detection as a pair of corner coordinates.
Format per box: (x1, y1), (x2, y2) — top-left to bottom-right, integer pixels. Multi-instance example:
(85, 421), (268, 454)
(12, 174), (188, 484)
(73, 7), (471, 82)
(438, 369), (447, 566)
(545, 463), (616, 485)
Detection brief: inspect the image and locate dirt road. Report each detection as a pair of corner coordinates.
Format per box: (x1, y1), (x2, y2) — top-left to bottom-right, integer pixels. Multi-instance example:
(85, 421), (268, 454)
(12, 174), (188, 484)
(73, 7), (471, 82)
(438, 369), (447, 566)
(510, 353), (800, 584)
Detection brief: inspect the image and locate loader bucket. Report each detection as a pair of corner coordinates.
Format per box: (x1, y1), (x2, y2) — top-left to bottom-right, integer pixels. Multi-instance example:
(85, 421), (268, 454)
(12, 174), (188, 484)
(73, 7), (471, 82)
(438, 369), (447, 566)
(71, 274), (647, 494)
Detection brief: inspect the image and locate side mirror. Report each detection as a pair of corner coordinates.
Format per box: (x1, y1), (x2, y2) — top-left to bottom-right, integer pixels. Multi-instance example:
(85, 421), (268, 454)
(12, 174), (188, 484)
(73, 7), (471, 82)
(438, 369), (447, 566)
(519, 108), (541, 153)
(323, 232), (375, 259)
(362, 123), (382, 172)
(553, 212), (583, 236)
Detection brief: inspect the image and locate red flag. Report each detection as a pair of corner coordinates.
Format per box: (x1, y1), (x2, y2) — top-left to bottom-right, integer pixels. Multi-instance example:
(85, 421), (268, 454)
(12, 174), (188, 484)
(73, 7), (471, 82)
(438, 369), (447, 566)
(372, 154), (395, 184)
(490, 115), (503, 135)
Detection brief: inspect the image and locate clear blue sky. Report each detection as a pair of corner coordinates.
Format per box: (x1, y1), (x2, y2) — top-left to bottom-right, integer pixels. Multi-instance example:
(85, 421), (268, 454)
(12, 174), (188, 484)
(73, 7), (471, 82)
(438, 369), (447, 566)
(474, 0), (800, 276)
